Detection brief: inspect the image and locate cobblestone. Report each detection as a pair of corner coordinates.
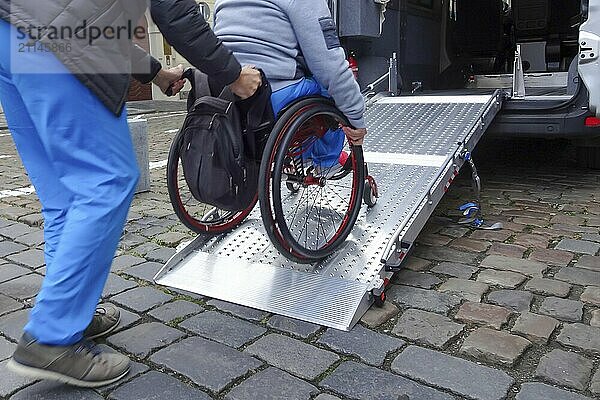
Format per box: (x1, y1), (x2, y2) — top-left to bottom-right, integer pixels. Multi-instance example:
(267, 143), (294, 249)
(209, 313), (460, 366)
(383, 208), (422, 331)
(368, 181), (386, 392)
(528, 248), (574, 267)
(110, 286), (172, 312)
(0, 309), (29, 341)
(512, 233), (549, 248)
(226, 367), (318, 400)
(322, 361), (452, 400)
(450, 237), (491, 253)
(0, 241), (26, 258)
(151, 337), (262, 392)
(577, 255), (600, 271)
(207, 300), (269, 322)
(0, 294), (22, 316)
(0, 273), (42, 300)
(438, 278), (489, 302)
(393, 309), (464, 348)
(590, 309), (600, 327)
(580, 286), (600, 306)
(429, 262), (478, 278)
(10, 381), (102, 400)
(488, 242), (527, 258)
(6, 249), (44, 269)
(318, 325), (404, 365)
(110, 306), (141, 333)
(267, 315), (321, 338)
(555, 239), (600, 255)
(555, 267), (600, 286)
(535, 349), (593, 391)
(470, 230), (512, 242)
(538, 297), (583, 322)
(418, 233), (452, 246)
(394, 270), (441, 289)
(0, 264), (33, 284)
(245, 334), (338, 380)
(403, 256), (431, 271)
(179, 311), (266, 348)
(460, 327), (531, 366)
(476, 269), (527, 288)
(0, 359), (34, 396)
(524, 277), (571, 297)
(147, 300), (203, 323)
(387, 285), (461, 314)
(516, 382), (593, 400)
(145, 247), (176, 263)
(121, 261), (163, 282)
(0, 223), (37, 239)
(314, 394), (342, 400)
(0, 336), (15, 361)
(487, 289), (533, 312)
(480, 255), (547, 276)
(413, 245), (479, 264)
(391, 346), (514, 400)
(359, 302), (399, 328)
(107, 322), (185, 357)
(108, 371), (210, 400)
(110, 255), (146, 272)
(511, 312), (559, 344)
(455, 301), (512, 329)
(556, 323), (600, 353)
(591, 370), (600, 394)
(101, 274), (137, 298)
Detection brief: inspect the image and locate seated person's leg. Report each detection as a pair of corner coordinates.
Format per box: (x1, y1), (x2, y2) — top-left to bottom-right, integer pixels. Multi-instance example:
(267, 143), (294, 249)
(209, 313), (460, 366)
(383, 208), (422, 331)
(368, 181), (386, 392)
(271, 78), (346, 175)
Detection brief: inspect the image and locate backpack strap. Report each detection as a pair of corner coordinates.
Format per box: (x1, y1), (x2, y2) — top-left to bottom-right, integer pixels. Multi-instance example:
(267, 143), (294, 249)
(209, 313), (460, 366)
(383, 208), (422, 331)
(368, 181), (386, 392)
(245, 69), (274, 131)
(184, 69), (213, 112)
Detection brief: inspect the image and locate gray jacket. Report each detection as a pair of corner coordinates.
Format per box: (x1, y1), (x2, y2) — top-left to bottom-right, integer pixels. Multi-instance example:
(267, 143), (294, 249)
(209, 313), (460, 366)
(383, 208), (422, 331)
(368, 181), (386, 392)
(213, 0), (365, 128)
(0, 0), (241, 116)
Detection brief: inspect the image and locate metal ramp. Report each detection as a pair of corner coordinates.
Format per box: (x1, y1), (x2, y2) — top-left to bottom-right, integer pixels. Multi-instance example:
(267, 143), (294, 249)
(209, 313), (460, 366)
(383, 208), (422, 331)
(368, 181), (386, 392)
(154, 91), (504, 331)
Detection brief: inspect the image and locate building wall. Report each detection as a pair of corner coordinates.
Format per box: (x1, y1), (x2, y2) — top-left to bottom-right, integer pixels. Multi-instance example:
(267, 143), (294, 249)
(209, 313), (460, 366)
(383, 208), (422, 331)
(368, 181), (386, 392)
(147, 1), (216, 101)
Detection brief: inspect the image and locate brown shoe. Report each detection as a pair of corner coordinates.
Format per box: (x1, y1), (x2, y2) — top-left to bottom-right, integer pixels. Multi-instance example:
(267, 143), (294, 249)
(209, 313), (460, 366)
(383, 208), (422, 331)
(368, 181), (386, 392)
(83, 303), (120, 340)
(7, 333), (130, 388)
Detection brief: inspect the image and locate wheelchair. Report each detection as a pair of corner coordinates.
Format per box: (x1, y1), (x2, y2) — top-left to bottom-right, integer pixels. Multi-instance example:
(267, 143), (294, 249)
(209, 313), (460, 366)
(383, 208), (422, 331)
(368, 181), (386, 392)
(167, 80), (378, 263)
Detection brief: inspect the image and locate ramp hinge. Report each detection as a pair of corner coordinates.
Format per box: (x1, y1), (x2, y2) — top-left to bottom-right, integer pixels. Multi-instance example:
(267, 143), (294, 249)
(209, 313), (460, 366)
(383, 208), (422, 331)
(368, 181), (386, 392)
(384, 240), (411, 272)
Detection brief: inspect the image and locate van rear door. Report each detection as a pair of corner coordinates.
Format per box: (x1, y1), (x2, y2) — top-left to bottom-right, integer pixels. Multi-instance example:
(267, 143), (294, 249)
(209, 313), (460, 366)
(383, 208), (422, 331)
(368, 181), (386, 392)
(579, 0), (600, 116)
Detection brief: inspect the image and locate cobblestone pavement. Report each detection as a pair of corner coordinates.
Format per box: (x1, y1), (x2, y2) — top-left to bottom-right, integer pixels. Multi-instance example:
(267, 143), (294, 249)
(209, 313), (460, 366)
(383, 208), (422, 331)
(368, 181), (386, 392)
(0, 103), (599, 400)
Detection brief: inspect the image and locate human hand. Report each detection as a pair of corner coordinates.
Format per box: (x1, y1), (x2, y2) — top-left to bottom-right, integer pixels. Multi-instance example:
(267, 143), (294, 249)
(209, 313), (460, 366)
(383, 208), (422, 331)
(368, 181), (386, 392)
(229, 66), (262, 99)
(342, 126), (367, 146)
(152, 64), (185, 96)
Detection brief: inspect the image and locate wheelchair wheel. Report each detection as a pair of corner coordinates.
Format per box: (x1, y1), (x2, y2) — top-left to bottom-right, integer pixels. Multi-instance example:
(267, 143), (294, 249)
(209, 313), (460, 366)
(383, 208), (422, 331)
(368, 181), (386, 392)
(259, 98), (365, 263)
(167, 129), (256, 234)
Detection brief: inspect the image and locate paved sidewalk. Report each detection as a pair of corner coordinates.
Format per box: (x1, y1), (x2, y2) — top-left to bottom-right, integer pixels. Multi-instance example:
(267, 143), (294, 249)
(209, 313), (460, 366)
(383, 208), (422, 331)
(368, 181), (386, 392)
(0, 104), (599, 400)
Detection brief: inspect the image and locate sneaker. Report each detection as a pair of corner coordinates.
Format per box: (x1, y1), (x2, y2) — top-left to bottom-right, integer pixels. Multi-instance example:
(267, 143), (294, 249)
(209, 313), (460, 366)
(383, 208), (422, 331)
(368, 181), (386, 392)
(7, 333), (130, 387)
(83, 303), (120, 340)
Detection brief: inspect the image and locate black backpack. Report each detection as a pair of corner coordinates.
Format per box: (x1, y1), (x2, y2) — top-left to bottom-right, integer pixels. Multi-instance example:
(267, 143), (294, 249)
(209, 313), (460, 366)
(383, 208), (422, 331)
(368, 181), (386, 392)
(179, 69), (273, 212)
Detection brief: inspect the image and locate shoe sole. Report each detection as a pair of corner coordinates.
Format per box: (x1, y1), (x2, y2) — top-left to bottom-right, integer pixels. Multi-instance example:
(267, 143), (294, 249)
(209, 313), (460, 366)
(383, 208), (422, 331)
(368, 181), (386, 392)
(7, 358), (130, 388)
(85, 314), (121, 340)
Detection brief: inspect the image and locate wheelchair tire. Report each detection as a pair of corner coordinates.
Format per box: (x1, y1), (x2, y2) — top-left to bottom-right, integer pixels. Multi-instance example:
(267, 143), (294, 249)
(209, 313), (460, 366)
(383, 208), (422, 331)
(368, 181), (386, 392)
(167, 129), (256, 234)
(259, 98), (365, 263)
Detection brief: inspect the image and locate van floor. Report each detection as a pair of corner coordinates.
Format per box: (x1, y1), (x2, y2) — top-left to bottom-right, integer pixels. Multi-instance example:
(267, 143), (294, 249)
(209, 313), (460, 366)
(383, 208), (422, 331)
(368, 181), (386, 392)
(412, 87), (567, 97)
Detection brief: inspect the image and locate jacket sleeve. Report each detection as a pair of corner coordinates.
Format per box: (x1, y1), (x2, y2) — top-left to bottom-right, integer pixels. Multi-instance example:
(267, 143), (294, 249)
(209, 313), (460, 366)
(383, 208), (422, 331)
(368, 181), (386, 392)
(131, 44), (162, 84)
(150, 0), (241, 88)
(286, 0), (365, 128)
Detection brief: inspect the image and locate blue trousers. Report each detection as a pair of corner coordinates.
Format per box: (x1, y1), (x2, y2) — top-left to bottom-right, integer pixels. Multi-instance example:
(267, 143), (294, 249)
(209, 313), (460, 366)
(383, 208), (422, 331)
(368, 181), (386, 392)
(271, 78), (345, 169)
(0, 20), (139, 345)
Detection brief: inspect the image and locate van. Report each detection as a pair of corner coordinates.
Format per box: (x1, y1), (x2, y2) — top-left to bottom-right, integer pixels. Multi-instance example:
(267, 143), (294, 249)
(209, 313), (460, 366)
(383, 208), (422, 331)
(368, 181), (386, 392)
(333, 0), (600, 167)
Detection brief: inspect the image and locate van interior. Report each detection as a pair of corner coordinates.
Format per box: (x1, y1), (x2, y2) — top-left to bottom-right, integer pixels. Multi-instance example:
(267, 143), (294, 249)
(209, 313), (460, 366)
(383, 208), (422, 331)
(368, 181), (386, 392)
(341, 0), (585, 98)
